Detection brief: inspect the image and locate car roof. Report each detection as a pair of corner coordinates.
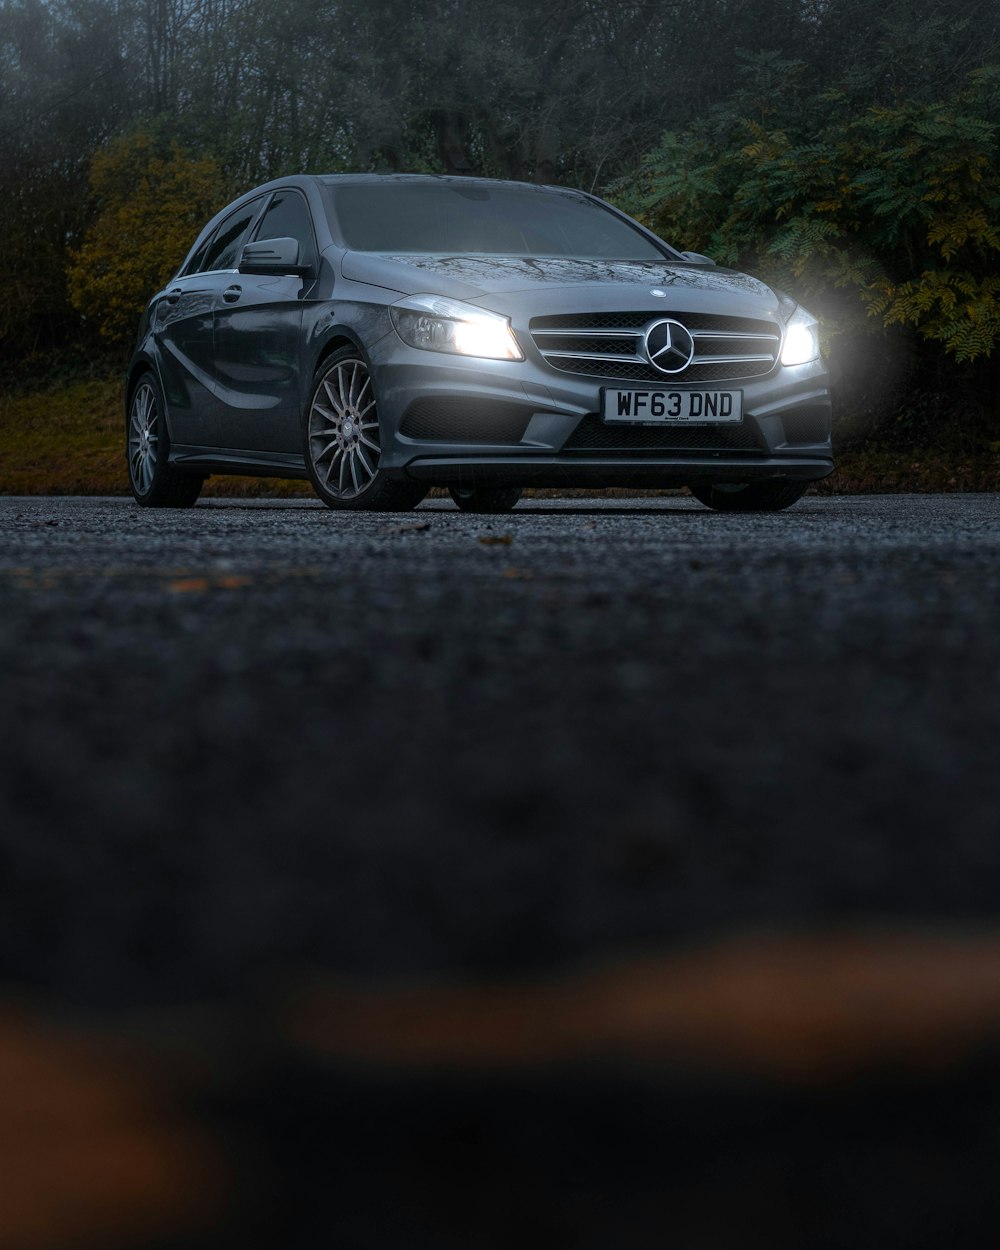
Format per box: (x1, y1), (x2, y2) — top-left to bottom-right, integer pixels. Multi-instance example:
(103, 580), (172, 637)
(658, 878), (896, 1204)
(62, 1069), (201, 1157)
(317, 173), (584, 195)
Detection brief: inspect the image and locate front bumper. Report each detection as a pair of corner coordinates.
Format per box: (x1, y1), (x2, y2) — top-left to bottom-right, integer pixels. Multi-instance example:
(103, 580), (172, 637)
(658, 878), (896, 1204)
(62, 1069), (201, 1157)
(367, 335), (833, 488)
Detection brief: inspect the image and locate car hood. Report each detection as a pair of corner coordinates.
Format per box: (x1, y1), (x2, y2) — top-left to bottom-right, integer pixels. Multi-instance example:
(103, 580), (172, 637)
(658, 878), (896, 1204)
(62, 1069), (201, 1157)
(340, 252), (780, 319)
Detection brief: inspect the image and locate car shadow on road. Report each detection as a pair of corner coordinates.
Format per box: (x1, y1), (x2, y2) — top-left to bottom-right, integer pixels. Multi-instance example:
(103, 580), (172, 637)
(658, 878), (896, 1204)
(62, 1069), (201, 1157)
(193, 499), (827, 518)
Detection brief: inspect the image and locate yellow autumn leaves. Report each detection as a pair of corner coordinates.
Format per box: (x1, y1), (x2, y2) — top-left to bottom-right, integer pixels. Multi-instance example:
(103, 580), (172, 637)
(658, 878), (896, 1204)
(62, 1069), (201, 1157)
(67, 134), (223, 346)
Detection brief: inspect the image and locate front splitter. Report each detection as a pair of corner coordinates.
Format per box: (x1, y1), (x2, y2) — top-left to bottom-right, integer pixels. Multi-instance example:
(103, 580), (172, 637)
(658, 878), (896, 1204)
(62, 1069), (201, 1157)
(402, 455), (834, 489)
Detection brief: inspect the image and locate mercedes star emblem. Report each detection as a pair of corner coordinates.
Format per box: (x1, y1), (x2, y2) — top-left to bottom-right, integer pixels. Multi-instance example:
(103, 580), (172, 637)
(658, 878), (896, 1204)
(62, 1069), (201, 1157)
(643, 318), (696, 374)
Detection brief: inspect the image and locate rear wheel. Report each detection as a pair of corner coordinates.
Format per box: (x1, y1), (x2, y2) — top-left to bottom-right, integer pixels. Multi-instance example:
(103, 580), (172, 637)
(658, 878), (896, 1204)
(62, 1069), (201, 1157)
(127, 373), (203, 508)
(688, 480), (808, 512)
(449, 486), (522, 514)
(305, 348), (427, 511)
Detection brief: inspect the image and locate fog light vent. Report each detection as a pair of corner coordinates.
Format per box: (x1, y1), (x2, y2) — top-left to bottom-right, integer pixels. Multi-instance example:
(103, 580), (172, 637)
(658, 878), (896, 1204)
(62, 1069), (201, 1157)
(782, 407), (831, 444)
(399, 398), (532, 444)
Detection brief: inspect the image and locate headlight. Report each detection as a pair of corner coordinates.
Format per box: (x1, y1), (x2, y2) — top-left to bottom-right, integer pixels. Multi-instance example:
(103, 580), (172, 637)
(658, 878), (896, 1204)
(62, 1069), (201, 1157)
(779, 303), (821, 367)
(390, 294), (523, 361)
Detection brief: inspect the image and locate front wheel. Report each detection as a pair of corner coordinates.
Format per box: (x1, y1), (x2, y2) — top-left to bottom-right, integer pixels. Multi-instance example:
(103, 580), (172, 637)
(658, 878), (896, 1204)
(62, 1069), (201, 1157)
(688, 480), (808, 513)
(127, 372), (203, 507)
(305, 349), (427, 512)
(449, 486), (522, 514)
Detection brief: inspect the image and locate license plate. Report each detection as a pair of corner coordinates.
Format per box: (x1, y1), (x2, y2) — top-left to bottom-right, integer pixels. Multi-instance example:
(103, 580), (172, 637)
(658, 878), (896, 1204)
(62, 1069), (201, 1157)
(603, 388), (742, 424)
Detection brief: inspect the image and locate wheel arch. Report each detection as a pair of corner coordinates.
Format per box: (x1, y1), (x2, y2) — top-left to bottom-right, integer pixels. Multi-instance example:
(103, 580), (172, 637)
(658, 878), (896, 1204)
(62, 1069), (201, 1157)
(311, 331), (368, 380)
(124, 355), (175, 438)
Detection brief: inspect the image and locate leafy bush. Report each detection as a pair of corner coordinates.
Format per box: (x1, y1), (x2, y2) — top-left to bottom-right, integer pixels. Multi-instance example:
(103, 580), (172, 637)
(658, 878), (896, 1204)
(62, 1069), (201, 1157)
(67, 135), (224, 349)
(615, 56), (1000, 439)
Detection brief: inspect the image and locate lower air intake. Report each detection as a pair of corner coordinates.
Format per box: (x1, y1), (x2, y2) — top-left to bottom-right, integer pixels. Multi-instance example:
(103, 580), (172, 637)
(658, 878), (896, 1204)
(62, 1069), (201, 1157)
(562, 414), (766, 455)
(399, 398), (531, 444)
(782, 406), (832, 444)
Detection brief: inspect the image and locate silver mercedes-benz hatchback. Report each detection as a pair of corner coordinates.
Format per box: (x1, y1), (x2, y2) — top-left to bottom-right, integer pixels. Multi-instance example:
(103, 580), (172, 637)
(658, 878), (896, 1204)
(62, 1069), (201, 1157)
(127, 174), (832, 513)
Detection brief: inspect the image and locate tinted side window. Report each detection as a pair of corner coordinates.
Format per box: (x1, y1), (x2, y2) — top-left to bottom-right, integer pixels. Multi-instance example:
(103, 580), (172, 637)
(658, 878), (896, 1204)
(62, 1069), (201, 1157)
(252, 191), (316, 266)
(204, 199), (263, 272)
(183, 228), (216, 277)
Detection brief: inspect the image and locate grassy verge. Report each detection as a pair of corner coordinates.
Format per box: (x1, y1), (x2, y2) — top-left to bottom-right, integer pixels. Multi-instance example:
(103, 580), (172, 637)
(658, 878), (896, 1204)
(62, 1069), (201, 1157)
(1, 378), (126, 496)
(2, 376), (997, 495)
(813, 448), (1000, 493)
(0, 377), (310, 497)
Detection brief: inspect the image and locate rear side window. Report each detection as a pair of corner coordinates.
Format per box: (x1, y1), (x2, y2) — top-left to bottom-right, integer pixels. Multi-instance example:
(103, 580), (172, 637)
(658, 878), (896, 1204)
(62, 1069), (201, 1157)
(252, 191), (316, 267)
(202, 198), (264, 272)
(184, 229), (215, 277)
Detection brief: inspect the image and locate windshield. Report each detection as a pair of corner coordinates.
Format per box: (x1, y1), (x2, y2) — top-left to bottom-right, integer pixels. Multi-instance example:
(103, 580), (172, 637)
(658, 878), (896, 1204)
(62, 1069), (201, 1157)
(329, 182), (669, 260)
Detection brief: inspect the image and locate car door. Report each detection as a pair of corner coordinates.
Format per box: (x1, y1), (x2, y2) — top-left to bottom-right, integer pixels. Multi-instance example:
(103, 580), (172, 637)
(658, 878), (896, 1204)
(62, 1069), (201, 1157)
(152, 267), (220, 448)
(155, 198), (266, 448)
(211, 189), (317, 454)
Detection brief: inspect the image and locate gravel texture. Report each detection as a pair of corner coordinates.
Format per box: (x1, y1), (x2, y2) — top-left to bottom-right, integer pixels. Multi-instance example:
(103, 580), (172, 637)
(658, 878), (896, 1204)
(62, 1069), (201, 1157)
(1, 492), (998, 1005)
(2, 492), (1000, 1250)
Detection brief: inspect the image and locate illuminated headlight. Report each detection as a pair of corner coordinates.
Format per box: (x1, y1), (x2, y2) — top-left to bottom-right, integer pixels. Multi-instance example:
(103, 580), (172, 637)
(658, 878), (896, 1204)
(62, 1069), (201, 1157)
(390, 294), (523, 361)
(780, 304), (821, 367)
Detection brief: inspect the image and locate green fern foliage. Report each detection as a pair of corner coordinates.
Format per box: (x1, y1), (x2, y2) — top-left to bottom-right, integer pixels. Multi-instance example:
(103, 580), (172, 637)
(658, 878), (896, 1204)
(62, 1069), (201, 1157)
(615, 58), (1000, 362)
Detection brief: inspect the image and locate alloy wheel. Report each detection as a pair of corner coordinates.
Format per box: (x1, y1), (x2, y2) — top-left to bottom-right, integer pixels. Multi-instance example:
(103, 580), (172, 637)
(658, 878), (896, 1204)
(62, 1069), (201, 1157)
(128, 382), (159, 494)
(307, 359), (381, 500)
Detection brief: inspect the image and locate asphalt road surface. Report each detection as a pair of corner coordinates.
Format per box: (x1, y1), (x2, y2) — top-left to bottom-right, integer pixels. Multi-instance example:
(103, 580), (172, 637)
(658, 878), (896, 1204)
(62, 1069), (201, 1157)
(1, 491), (999, 1250)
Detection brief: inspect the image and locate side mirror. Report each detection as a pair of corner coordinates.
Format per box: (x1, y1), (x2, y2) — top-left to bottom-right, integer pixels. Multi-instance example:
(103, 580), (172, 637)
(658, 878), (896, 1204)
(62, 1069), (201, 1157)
(679, 250), (716, 266)
(239, 237), (310, 276)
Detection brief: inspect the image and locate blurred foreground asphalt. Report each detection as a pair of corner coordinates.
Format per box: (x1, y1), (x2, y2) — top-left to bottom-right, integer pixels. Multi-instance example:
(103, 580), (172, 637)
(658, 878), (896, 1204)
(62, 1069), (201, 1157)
(1, 492), (999, 1249)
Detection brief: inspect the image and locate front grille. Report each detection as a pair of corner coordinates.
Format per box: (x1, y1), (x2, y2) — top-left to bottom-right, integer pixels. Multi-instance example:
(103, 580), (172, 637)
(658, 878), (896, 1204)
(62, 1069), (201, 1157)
(399, 397), (531, 444)
(546, 357), (770, 383)
(530, 311), (780, 383)
(563, 414), (765, 455)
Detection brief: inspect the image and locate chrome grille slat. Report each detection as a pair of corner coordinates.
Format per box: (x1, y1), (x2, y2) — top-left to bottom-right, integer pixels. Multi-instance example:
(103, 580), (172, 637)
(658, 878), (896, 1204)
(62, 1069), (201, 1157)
(691, 353), (774, 365)
(693, 330), (779, 342)
(546, 350), (647, 363)
(529, 311), (780, 382)
(532, 328), (644, 338)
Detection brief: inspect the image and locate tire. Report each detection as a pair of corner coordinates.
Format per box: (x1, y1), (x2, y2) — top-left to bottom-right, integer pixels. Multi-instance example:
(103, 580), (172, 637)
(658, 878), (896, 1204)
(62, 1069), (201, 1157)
(688, 480), (808, 513)
(449, 485), (523, 514)
(305, 348), (427, 512)
(127, 372), (204, 507)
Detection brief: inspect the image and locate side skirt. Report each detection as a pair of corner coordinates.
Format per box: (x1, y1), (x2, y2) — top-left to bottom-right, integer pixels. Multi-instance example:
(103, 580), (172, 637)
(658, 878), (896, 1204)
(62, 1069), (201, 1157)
(169, 445), (309, 480)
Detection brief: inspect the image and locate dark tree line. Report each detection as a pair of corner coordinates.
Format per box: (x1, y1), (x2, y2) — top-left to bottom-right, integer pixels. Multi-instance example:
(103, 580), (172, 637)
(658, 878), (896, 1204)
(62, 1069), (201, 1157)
(1, 0), (998, 388)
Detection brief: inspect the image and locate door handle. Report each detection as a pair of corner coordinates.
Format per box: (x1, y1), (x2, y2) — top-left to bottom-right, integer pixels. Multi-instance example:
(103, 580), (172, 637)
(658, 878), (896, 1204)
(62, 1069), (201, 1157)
(222, 285), (242, 303)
